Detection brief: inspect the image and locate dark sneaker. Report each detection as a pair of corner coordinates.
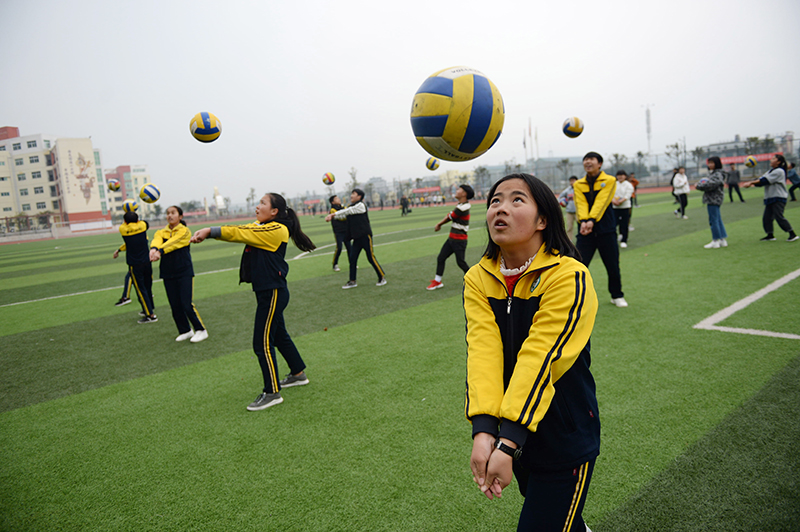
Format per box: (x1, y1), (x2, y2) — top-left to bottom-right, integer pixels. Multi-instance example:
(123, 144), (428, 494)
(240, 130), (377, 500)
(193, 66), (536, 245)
(115, 297), (131, 307)
(760, 235), (776, 241)
(279, 372), (309, 388)
(246, 392), (283, 411)
(138, 314), (158, 324)
(788, 233), (799, 242)
(342, 280), (357, 289)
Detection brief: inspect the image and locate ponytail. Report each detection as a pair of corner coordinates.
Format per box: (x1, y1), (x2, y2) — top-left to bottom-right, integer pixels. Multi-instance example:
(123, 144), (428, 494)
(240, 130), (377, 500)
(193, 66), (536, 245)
(269, 193), (316, 252)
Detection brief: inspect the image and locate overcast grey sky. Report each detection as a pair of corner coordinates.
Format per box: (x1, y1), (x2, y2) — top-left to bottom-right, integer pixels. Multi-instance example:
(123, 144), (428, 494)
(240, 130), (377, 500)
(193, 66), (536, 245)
(2, 0), (799, 207)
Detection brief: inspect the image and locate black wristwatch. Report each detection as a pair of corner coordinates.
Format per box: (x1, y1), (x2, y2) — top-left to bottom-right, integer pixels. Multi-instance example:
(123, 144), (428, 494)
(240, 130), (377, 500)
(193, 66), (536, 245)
(494, 438), (522, 461)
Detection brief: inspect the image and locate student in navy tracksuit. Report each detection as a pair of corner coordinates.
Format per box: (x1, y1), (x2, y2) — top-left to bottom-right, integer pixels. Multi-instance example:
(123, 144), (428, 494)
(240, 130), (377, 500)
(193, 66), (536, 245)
(113, 211), (156, 323)
(325, 188), (386, 289)
(150, 205), (208, 343)
(328, 195), (351, 272)
(192, 193), (315, 411)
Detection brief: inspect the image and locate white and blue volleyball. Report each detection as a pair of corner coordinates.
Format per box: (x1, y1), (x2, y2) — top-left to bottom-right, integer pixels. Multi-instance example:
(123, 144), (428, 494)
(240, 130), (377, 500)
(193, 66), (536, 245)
(426, 157), (440, 171)
(410, 66), (505, 162)
(562, 117), (584, 138)
(190, 112), (222, 143)
(123, 200), (138, 213)
(139, 183), (160, 204)
(745, 155), (757, 168)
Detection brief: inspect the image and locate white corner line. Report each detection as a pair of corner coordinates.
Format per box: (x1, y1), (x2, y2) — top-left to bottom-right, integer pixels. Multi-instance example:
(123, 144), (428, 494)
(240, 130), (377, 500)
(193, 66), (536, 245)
(693, 268), (800, 340)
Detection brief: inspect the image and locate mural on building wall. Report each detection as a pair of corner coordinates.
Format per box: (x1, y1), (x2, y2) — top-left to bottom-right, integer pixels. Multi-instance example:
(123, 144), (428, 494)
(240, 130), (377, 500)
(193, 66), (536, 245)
(74, 152), (95, 204)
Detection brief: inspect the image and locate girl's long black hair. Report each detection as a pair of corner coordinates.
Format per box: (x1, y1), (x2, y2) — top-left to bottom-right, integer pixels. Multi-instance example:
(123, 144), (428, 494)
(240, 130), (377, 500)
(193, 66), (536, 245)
(268, 193), (316, 252)
(774, 154), (788, 174)
(483, 173), (580, 261)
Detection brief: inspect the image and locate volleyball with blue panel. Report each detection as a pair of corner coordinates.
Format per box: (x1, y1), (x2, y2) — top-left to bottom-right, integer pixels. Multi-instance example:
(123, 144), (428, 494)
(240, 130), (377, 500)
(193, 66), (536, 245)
(322, 172), (335, 185)
(139, 183), (160, 204)
(745, 155), (757, 168)
(410, 66), (504, 162)
(107, 179), (120, 192)
(562, 117), (584, 138)
(190, 112), (222, 143)
(123, 200), (138, 213)
(426, 157), (440, 171)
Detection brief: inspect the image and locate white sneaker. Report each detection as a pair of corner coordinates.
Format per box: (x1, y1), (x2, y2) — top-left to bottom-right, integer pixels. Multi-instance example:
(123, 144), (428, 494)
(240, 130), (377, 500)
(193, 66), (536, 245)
(333, 265), (340, 272)
(682, 215), (688, 219)
(674, 210), (680, 218)
(176, 331), (194, 342)
(611, 297), (629, 308)
(704, 240), (720, 249)
(620, 242), (627, 248)
(190, 329), (209, 343)
(617, 234), (623, 242)
(719, 239), (728, 247)
(628, 226), (634, 231)
(376, 277), (387, 287)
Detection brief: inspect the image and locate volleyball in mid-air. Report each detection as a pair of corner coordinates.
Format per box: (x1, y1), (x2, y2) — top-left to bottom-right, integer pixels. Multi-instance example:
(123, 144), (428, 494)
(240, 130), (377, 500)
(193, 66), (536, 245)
(410, 66), (505, 162)
(562, 117), (584, 138)
(190, 112), (222, 143)
(123, 200), (138, 213)
(745, 155), (757, 168)
(426, 157), (440, 171)
(107, 179), (120, 192)
(140, 183), (160, 204)
(322, 172), (335, 185)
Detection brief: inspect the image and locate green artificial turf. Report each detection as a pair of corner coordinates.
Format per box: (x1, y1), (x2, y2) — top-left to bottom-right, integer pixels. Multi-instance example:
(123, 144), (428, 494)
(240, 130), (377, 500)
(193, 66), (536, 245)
(1, 195), (798, 530)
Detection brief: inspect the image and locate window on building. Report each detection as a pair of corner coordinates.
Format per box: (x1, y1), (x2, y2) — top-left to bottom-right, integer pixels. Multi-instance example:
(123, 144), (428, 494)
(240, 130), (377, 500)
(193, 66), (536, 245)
(1, 192), (9, 197)
(32, 171), (41, 179)
(3, 207), (11, 212)
(34, 187), (43, 194)
(17, 173), (25, 181)
(48, 170), (54, 181)
(15, 159), (23, 166)
(36, 202), (46, 209)
(0, 176), (7, 181)
(29, 156), (39, 164)
(20, 189), (29, 196)
(116, 206), (123, 211)
(27, 140), (37, 148)
(0, 146), (6, 151)
(12, 143), (21, 151)
(52, 201), (59, 210)
(44, 140), (51, 148)
(0, 161), (4, 165)
(50, 186), (57, 196)
(22, 204), (30, 211)
(94, 152), (101, 166)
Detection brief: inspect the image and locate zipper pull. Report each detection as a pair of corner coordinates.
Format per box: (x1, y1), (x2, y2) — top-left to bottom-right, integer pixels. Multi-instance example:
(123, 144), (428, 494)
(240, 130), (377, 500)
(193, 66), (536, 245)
(507, 297), (512, 315)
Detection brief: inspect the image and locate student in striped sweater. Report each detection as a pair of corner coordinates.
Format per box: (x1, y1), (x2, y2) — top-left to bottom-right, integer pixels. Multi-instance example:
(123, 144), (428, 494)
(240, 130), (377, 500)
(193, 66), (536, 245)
(427, 184), (474, 290)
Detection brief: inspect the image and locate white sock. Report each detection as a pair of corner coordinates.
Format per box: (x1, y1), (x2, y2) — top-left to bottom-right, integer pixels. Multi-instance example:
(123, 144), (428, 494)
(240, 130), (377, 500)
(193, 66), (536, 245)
(434, 275), (442, 282)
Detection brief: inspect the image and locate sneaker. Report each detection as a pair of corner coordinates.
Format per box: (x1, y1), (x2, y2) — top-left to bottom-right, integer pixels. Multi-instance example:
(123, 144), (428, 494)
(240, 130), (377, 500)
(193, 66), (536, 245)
(138, 314), (158, 324)
(617, 234), (623, 242)
(760, 235), (776, 242)
(426, 280), (444, 291)
(620, 242), (627, 248)
(376, 277), (387, 287)
(788, 233), (799, 242)
(682, 215), (688, 219)
(115, 297), (131, 307)
(176, 331), (194, 342)
(628, 226), (634, 231)
(704, 240), (720, 249)
(342, 280), (357, 289)
(611, 297), (629, 308)
(279, 371), (309, 388)
(190, 329), (208, 343)
(246, 392), (283, 411)
(673, 210), (680, 218)
(333, 265), (341, 272)
(719, 239), (728, 247)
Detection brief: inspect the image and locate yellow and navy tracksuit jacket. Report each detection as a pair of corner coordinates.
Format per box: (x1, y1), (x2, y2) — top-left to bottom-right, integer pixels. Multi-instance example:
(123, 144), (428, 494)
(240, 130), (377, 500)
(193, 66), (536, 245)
(464, 246), (600, 470)
(209, 221), (289, 291)
(330, 205), (348, 237)
(150, 223), (194, 279)
(574, 171), (617, 234)
(118, 221), (150, 265)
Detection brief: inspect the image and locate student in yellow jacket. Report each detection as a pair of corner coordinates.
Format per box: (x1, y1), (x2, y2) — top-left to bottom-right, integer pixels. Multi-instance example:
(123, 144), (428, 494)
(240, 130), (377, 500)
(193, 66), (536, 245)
(149, 205), (208, 343)
(113, 211), (156, 323)
(464, 173), (600, 531)
(191, 193), (315, 412)
(574, 151), (627, 308)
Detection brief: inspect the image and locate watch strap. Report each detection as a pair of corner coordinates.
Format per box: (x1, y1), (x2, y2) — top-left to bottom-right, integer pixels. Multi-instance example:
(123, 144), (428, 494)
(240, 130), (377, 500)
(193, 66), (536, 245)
(494, 439), (521, 461)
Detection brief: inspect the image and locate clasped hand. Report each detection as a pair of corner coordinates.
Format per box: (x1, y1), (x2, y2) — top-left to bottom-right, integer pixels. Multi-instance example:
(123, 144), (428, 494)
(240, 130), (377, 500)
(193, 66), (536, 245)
(470, 432), (513, 500)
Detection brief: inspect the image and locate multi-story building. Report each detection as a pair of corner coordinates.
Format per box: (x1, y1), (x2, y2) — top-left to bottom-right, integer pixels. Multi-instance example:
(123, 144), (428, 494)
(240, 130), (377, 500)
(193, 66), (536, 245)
(0, 126), (112, 233)
(103, 164), (155, 218)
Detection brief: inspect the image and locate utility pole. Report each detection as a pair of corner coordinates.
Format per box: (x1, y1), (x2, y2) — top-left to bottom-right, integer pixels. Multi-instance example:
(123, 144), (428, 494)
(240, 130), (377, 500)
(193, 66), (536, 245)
(643, 104), (654, 153)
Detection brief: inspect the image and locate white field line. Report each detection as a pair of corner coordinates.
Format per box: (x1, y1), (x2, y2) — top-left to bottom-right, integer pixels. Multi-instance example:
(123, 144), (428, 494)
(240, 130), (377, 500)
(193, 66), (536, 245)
(1, 230), (442, 308)
(693, 267), (800, 340)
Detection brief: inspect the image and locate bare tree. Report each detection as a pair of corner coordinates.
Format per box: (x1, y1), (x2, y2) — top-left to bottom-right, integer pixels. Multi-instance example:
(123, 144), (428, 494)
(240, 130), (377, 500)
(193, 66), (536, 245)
(348, 167), (359, 190)
(636, 151), (647, 174)
(610, 153), (628, 173)
(665, 142), (685, 168)
(556, 159), (571, 181)
(744, 136), (760, 155)
(246, 187), (256, 210)
(690, 147), (706, 177)
(474, 166), (491, 193)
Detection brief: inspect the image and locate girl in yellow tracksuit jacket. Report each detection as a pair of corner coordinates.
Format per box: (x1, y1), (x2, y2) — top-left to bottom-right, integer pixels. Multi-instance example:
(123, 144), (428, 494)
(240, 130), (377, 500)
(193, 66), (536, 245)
(464, 173), (600, 532)
(191, 193), (315, 412)
(149, 205), (207, 343)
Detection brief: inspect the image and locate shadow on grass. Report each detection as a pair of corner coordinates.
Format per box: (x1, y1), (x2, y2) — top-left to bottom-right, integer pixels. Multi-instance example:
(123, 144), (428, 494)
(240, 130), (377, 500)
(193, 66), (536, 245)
(594, 354), (800, 532)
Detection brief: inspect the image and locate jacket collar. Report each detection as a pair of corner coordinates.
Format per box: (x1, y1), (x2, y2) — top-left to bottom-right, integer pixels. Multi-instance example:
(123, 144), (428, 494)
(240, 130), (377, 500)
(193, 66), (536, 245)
(479, 243), (562, 278)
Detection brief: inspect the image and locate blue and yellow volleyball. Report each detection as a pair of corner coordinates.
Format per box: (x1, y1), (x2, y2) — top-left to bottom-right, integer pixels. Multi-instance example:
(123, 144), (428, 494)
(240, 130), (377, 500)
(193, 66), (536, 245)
(562, 117), (584, 138)
(107, 179), (120, 192)
(122, 200), (138, 213)
(322, 172), (335, 185)
(426, 157), (440, 171)
(745, 155), (757, 168)
(410, 66), (505, 162)
(140, 183), (160, 204)
(190, 112), (222, 143)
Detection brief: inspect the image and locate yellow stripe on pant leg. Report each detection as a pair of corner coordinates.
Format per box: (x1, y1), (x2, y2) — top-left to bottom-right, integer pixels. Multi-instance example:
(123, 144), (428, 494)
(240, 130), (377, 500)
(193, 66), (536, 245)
(129, 266), (152, 315)
(190, 278), (206, 329)
(261, 289), (279, 393)
(367, 235), (385, 278)
(563, 462), (589, 532)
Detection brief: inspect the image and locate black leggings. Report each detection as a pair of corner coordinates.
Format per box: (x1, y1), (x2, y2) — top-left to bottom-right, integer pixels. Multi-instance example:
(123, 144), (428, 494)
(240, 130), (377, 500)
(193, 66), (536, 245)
(677, 194), (688, 216)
